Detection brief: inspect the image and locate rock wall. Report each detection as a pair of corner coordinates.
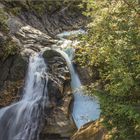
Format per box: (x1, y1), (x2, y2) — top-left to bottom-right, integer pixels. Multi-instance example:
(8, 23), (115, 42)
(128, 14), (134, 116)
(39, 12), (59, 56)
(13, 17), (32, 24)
(41, 50), (77, 139)
(0, 1), (83, 139)
(0, 0), (85, 107)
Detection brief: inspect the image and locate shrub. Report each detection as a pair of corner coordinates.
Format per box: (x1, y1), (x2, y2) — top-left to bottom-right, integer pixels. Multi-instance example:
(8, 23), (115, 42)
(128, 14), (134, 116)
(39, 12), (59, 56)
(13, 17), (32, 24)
(76, 0), (140, 139)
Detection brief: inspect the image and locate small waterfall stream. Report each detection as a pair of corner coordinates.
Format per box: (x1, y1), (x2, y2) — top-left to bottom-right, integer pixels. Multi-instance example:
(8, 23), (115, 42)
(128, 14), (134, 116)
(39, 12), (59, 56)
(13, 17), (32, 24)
(56, 30), (101, 128)
(0, 53), (49, 140)
(0, 30), (100, 139)
(56, 49), (100, 128)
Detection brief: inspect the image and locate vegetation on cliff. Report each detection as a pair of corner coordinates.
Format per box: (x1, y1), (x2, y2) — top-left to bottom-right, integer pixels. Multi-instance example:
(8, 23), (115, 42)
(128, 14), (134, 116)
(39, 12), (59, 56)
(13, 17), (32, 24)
(0, 0), (83, 61)
(0, 7), (19, 61)
(76, 0), (140, 139)
(2, 0), (83, 16)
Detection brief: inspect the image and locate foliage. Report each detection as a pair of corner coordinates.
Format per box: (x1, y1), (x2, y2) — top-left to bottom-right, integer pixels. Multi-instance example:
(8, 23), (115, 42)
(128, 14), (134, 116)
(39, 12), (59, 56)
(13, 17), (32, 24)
(76, 0), (140, 139)
(0, 37), (20, 61)
(0, 5), (20, 61)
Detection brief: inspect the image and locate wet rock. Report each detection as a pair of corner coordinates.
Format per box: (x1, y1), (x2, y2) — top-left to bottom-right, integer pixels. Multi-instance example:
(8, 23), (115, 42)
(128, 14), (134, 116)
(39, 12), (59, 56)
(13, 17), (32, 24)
(0, 1), (85, 139)
(0, 54), (27, 84)
(75, 64), (93, 85)
(8, 55), (27, 81)
(19, 7), (86, 36)
(0, 56), (14, 87)
(42, 49), (77, 139)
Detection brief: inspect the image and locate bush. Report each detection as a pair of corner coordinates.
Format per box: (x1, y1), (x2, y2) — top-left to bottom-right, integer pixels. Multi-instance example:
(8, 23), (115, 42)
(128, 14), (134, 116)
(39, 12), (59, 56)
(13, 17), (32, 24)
(0, 37), (20, 61)
(76, 0), (140, 139)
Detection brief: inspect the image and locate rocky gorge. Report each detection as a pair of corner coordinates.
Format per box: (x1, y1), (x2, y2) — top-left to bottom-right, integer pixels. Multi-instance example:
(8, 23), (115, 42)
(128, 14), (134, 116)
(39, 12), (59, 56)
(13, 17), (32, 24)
(0, 1), (102, 140)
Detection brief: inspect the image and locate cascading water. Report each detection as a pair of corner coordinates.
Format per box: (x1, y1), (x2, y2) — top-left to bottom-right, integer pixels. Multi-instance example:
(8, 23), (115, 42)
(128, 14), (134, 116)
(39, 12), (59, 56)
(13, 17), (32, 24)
(56, 30), (101, 128)
(56, 49), (100, 128)
(0, 53), (49, 140)
(0, 29), (100, 140)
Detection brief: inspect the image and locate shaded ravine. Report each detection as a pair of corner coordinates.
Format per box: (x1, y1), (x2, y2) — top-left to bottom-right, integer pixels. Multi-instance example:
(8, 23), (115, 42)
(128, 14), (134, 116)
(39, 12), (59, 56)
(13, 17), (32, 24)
(0, 53), (49, 140)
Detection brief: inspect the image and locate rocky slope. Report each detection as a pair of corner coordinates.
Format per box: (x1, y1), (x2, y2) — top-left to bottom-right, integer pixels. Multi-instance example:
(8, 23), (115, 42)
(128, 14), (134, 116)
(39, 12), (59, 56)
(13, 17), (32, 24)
(0, 1), (85, 139)
(0, 0), (85, 107)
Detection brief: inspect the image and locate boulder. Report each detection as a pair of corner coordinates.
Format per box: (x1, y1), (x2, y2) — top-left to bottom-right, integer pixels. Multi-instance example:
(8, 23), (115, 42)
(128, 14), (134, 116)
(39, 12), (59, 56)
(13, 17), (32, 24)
(15, 25), (56, 53)
(71, 120), (108, 140)
(41, 49), (77, 139)
(0, 2), (86, 139)
(75, 64), (93, 85)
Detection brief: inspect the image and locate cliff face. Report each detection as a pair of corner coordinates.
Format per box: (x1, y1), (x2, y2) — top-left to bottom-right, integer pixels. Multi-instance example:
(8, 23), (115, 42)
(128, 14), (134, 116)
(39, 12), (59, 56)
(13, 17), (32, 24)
(0, 1), (85, 139)
(0, 0), (85, 107)
(1, 0), (85, 36)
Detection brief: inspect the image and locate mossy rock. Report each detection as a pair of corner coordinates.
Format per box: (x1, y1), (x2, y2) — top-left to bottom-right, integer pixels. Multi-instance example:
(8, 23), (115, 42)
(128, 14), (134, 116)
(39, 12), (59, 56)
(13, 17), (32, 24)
(0, 37), (20, 61)
(0, 8), (9, 33)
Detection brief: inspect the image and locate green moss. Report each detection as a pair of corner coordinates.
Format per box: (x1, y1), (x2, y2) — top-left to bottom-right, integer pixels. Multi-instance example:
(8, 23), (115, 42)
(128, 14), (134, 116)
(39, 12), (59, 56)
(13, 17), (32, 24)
(3, 38), (19, 58)
(0, 8), (9, 33)
(30, 3), (46, 15)
(9, 7), (21, 16)
(2, 0), (28, 16)
(0, 37), (20, 61)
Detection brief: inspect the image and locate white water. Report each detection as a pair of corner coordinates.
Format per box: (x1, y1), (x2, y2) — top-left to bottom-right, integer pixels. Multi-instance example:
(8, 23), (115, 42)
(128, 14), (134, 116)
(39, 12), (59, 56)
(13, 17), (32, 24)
(56, 30), (100, 128)
(0, 53), (49, 140)
(56, 29), (85, 39)
(56, 49), (100, 128)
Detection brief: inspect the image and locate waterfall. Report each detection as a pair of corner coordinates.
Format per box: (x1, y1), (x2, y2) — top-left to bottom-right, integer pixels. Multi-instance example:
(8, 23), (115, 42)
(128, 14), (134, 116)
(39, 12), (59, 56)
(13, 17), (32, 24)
(56, 29), (100, 128)
(0, 29), (100, 140)
(56, 48), (100, 128)
(0, 53), (49, 140)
